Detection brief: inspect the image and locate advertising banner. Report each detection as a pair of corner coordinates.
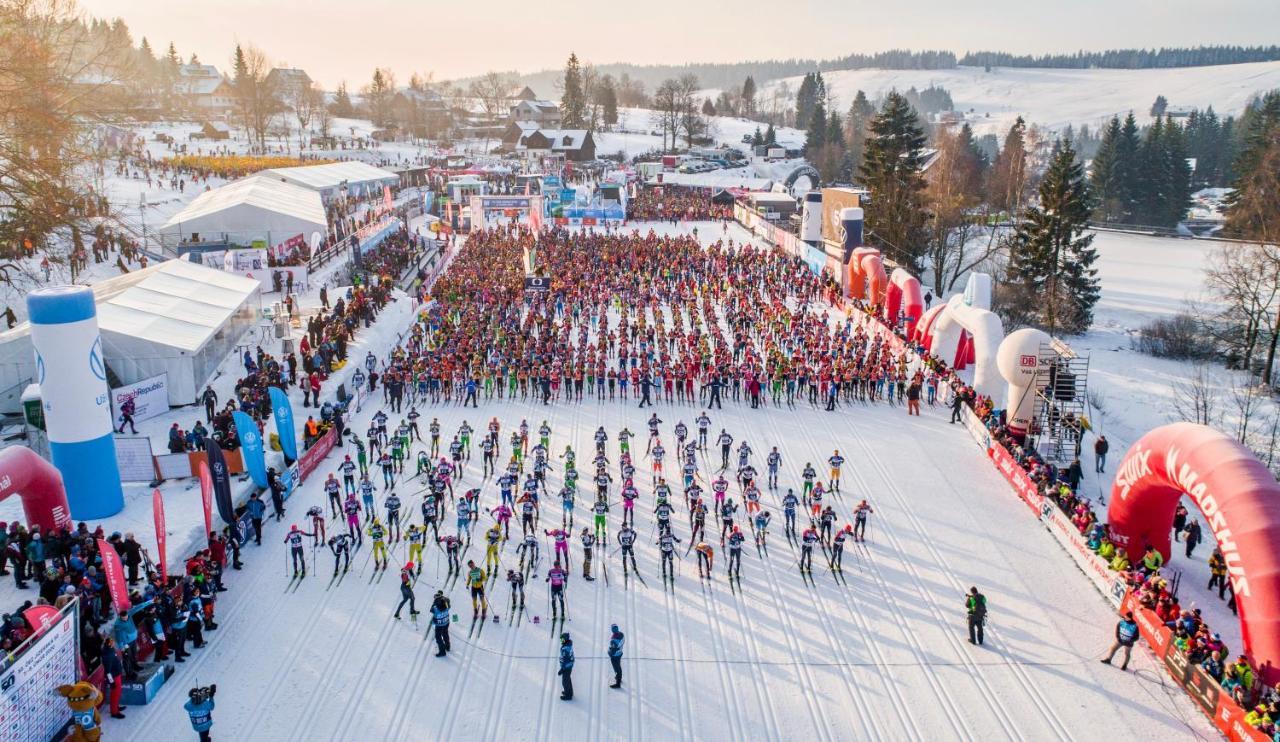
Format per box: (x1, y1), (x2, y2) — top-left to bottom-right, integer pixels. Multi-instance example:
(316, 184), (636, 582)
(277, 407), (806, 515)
(205, 440), (236, 526)
(268, 387), (298, 463)
(109, 373), (168, 425)
(989, 441), (1043, 513)
(232, 411), (269, 489)
(1038, 502), (1125, 607)
(97, 538), (130, 613)
(819, 187), (863, 245)
(0, 604), (77, 742)
(223, 248), (271, 289)
(151, 488), (167, 581)
(198, 461), (213, 540)
(297, 428), (337, 483)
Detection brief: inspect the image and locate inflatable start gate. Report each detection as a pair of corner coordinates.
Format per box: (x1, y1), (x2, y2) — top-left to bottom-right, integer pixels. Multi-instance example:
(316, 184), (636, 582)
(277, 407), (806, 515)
(0, 446), (73, 533)
(1109, 422), (1280, 683)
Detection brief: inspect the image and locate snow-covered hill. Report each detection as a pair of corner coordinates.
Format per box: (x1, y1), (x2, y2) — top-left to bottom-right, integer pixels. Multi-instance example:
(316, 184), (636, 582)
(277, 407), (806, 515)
(762, 61), (1280, 135)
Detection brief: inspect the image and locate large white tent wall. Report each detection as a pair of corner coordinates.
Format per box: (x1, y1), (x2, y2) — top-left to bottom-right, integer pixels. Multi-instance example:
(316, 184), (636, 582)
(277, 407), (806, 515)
(159, 175), (326, 249)
(0, 261), (261, 412)
(260, 161), (399, 200)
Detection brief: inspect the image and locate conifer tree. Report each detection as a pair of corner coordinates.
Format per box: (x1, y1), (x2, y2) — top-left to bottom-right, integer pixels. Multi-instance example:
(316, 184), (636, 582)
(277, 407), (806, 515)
(859, 91), (928, 269)
(561, 53), (586, 128)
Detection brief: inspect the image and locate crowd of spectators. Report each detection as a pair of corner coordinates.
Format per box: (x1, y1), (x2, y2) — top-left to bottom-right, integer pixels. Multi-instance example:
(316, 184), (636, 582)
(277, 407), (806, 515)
(626, 187), (732, 222)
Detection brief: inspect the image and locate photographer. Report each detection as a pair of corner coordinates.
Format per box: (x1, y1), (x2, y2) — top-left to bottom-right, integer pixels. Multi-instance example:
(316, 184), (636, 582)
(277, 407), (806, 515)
(184, 684), (216, 741)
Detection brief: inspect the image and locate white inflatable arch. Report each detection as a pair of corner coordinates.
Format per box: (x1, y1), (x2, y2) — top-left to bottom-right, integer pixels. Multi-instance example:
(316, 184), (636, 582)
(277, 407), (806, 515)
(928, 273), (1005, 400)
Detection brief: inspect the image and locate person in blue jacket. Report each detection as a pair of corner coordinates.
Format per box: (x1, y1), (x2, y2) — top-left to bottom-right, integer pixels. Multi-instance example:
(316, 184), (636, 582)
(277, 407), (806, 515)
(245, 493), (267, 545)
(184, 684), (216, 741)
(558, 632), (575, 701)
(607, 624), (625, 689)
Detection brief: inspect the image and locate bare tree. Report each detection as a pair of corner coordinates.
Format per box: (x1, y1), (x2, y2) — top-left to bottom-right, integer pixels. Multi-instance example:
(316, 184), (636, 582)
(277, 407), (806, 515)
(468, 70), (516, 152)
(1170, 364), (1220, 427)
(290, 83), (323, 152)
(234, 44), (280, 152)
(675, 74), (705, 148)
(652, 79), (680, 151)
(313, 86), (333, 143)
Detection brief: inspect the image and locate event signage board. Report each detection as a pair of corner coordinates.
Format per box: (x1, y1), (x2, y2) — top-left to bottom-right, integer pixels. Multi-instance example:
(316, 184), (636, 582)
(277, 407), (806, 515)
(296, 428), (337, 483)
(109, 373), (168, 425)
(524, 276), (552, 293)
(223, 248), (271, 289)
(0, 605), (77, 742)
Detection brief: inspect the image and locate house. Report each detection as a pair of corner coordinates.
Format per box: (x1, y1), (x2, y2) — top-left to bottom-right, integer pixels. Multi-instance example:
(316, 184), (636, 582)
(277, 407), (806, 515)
(175, 63), (236, 116)
(514, 86), (539, 102)
(266, 67), (313, 103)
(511, 128), (596, 162)
(509, 98), (562, 128)
(198, 121), (232, 140)
(391, 88), (453, 139)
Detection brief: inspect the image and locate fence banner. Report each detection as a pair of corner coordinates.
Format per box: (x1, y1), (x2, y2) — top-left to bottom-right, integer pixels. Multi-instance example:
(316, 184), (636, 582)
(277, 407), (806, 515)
(109, 373), (168, 425)
(152, 488), (167, 582)
(268, 386), (298, 463)
(198, 461), (213, 540)
(297, 428), (337, 483)
(0, 602), (77, 742)
(1039, 502), (1125, 607)
(98, 538), (130, 614)
(988, 441), (1043, 513)
(232, 411), (269, 488)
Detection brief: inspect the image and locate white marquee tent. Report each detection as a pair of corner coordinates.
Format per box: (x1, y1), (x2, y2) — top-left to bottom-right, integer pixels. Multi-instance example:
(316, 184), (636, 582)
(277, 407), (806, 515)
(260, 161), (399, 200)
(0, 261), (261, 411)
(159, 175), (326, 248)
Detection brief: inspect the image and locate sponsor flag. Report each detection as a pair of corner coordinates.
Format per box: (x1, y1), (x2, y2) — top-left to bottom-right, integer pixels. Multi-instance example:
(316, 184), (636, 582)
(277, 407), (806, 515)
(233, 411), (269, 488)
(198, 461), (213, 540)
(152, 488), (167, 582)
(97, 538), (130, 614)
(205, 440), (236, 525)
(268, 386), (298, 463)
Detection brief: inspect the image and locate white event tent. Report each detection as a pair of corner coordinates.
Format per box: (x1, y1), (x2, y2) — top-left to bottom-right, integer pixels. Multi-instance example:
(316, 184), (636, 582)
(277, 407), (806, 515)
(260, 161), (399, 200)
(0, 261), (261, 410)
(159, 175), (326, 248)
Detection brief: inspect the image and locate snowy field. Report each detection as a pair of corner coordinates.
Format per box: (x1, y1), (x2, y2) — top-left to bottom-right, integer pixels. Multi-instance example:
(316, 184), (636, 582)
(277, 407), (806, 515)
(759, 61), (1280, 136)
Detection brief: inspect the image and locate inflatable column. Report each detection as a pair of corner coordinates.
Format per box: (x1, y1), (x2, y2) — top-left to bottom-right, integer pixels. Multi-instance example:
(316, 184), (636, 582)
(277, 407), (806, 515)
(996, 327), (1052, 440)
(839, 207), (864, 264)
(800, 192), (823, 243)
(27, 286), (124, 519)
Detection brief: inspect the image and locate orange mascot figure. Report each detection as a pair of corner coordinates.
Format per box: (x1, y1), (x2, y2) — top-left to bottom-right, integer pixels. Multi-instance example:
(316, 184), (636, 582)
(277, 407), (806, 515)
(57, 681), (103, 742)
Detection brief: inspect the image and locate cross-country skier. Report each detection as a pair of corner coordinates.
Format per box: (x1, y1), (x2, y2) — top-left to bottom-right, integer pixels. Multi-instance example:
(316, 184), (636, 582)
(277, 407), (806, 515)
(696, 412), (711, 447)
(801, 463), (817, 498)
(385, 491), (402, 541)
(853, 500), (874, 541)
(547, 560), (568, 619)
(438, 534), (462, 574)
(782, 490), (799, 535)
(431, 592), (452, 656)
(591, 498), (610, 542)
(695, 541), (714, 578)
(421, 496), (440, 541)
(405, 525), (424, 573)
(507, 569), (526, 612)
(283, 524), (313, 577)
(518, 532), (540, 576)
(717, 429), (733, 469)
(394, 562), (419, 619)
(617, 524), (638, 575)
(359, 474), (376, 523)
(368, 518), (389, 570)
(306, 506), (326, 546)
(325, 473), (343, 518)
(754, 510), (772, 553)
(832, 525), (851, 571)
(546, 527), (571, 569)
(484, 524), (502, 575)
(819, 506), (838, 545)
(719, 498), (738, 545)
(727, 526), (744, 578)
(465, 560), (489, 616)
(328, 534), (352, 575)
(766, 447), (781, 489)
(827, 450), (845, 492)
(657, 530), (681, 580)
(799, 524), (819, 573)
(580, 527), (596, 581)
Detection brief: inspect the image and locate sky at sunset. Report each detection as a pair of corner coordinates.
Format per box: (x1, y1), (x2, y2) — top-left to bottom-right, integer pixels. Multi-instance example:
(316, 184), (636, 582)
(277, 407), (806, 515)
(79, 0), (1280, 87)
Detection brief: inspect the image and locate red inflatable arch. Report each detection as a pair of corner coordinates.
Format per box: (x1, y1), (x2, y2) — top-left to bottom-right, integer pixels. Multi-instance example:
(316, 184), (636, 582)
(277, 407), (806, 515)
(0, 446), (73, 533)
(1108, 422), (1280, 682)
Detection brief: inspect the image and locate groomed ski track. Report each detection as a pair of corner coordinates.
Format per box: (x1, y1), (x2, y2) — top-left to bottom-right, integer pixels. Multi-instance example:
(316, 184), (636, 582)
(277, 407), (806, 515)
(113, 222), (1215, 741)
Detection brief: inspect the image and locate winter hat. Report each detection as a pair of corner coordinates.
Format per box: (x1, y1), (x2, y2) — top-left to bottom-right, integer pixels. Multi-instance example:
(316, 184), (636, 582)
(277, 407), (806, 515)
(610, 624), (619, 633)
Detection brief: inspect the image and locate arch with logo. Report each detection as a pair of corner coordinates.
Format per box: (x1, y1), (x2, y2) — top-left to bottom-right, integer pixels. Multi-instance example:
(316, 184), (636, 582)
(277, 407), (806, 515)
(784, 165), (820, 195)
(1108, 422), (1280, 683)
(0, 446), (74, 533)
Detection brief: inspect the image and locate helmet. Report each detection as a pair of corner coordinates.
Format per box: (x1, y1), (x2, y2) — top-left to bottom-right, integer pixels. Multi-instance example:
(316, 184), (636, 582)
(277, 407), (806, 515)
(611, 624), (619, 633)
(561, 632), (571, 641)
(405, 562), (414, 570)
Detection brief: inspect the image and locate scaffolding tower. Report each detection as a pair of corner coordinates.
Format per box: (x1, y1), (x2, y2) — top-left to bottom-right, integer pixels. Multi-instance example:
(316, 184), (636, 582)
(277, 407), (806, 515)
(1032, 338), (1091, 465)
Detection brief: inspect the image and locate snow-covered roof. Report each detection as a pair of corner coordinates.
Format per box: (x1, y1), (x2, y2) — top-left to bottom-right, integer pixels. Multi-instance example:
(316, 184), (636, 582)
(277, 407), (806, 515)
(97, 260), (261, 353)
(261, 161), (399, 192)
(161, 176), (325, 233)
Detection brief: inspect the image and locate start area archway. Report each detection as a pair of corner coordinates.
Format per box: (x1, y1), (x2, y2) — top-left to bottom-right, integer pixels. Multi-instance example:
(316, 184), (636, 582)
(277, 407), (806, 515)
(469, 195), (544, 229)
(1108, 422), (1280, 682)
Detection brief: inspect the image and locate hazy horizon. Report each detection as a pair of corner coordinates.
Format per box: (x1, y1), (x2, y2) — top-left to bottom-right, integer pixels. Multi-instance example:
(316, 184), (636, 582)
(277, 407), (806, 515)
(80, 0), (1280, 88)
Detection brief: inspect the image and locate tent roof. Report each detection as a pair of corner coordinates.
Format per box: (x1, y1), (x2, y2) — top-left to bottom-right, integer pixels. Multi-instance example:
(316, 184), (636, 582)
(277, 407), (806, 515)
(261, 161), (399, 192)
(161, 176), (325, 232)
(96, 260), (260, 353)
